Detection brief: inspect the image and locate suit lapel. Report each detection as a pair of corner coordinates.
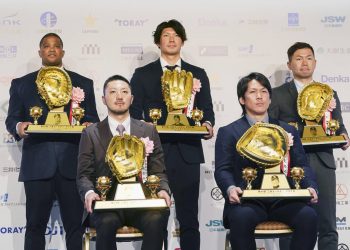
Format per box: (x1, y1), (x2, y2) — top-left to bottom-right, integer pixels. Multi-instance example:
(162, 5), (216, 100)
(287, 81), (298, 103)
(96, 118), (113, 152)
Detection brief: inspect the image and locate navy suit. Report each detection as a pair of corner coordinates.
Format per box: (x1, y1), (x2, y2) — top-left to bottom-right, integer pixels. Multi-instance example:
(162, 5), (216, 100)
(130, 59), (215, 250)
(269, 81), (347, 250)
(215, 116), (318, 250)
(5, 69), (99, 250)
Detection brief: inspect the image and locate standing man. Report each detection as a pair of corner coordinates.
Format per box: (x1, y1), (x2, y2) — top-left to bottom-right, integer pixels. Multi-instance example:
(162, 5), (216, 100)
(77, 75), (171, 250)
(130, 19), (215, 250)
(5, 33), (99, 250)
(269, 42), (350, 250)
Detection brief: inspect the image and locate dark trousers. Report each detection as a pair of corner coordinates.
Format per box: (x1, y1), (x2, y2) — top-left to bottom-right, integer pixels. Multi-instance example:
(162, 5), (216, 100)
(91, 209), (169, 250)
(24, 171), (84, 250)
(227, 200), (318, 250)
(165, 143), (201, 250)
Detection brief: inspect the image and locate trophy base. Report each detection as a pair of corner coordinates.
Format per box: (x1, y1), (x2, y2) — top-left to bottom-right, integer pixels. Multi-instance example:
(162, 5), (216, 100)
(26, 124), (86, 134)
(93, 199), (168, 211)
(156, 125), (208, 135)
(301, 135), (347, 149)
(241, 189), (312, 200)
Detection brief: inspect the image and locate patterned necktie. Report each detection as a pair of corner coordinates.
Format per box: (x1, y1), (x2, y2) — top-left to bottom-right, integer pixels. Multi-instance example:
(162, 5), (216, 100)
(165, 65), (178, 71)
(116, 124), (125, 136)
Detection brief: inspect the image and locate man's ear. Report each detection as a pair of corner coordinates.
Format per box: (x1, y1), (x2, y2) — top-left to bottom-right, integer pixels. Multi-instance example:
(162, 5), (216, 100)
(102, 96), (106, 105)
(130, 95), (134, 104)
(239, 97), (245, 105)
(38, 50), (42, 58)
(287, 61), (291, 70)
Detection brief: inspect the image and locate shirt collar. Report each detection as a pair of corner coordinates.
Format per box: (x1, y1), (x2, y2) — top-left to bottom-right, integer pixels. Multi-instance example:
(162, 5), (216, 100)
(245, 114), (269, 126)
(294, 79), (313, 93)
(160, 57), (181, 71)
(107, 115), (131, 136)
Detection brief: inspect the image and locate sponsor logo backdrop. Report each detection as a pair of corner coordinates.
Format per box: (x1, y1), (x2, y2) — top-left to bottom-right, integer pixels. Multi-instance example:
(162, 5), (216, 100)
(1, 0), (349, 249)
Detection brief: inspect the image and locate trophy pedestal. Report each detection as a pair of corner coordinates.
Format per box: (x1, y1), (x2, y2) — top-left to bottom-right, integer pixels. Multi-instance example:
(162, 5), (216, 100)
(241, 167), (312, 200)
(301, 125), (347, 148)
(26, 125), (85, 134)
(94, 181), (168, 211)
(156, 125), (208, 134)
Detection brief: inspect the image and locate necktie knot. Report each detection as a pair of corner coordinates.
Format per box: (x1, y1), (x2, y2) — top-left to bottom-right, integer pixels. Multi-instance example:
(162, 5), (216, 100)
(165, 65), (178, 71)
(116, 124), (125, 136)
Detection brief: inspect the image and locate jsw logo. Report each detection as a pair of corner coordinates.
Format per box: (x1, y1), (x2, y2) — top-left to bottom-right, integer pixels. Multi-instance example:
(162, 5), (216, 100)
(205, 220), (223, 227)
(321, 16), (346, 23)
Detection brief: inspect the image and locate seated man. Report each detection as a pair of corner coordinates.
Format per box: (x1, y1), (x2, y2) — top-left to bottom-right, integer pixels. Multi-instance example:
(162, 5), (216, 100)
(77, 75), (171, 250)
(214, 72), (318, 250)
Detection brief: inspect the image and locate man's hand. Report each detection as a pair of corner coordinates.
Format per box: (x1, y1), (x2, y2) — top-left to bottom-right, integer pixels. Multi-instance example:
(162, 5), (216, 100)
(307, 187), (318, 204)
(202, 122), (214, 140)
(341, 133), (350, 151)
(85, 192), (101, 213)
(228, 187), (242, 204)
(157, 190), (171, 207)
(82, 122), (94, 127)
(18, 122), (32, 138)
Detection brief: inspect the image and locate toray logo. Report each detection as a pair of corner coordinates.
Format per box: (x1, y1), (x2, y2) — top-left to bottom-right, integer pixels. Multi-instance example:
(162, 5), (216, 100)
(40, 12), (57, 28)
(321, 16), (346, 23)
(114, 19), (148, 27)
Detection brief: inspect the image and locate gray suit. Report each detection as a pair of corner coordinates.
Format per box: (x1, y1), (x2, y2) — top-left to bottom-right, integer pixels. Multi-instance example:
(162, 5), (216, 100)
(76, 117), (169, 250)
(269, 81), (347, 250)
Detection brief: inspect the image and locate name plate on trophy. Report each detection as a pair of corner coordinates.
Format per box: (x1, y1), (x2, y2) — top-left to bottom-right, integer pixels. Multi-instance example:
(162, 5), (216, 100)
(26, 67), (86, 134)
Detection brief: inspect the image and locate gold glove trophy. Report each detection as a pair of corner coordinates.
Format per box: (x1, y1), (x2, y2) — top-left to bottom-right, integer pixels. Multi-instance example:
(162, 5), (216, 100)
(297, 82), (347, 147)
(150, 69), (208, 134)
(94, 134), (167, 211)
(237, 123), (311, 199)
(26, 67), (85, 133)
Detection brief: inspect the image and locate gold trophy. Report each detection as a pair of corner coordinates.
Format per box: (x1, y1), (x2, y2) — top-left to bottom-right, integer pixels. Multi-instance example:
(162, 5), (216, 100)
(297, 82), (347, 148)
(96, 176), (112, 201)
(26, 66), (85, 133)
(93, 134), (167, 211)
(237, 123), (311, 199)
(149, 108), (162, 125)
(152, 69), (208, 134)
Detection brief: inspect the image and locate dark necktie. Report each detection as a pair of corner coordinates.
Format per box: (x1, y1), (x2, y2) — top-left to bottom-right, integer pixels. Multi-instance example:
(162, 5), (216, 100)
(165, 65), (178, 71)
(116, 124), (125, 136)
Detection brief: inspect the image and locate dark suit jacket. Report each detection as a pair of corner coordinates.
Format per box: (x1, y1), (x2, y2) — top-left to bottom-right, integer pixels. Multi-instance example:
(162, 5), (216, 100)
(214, 116), (318, 226)
(5, 70), (100, 182)
(129, 59), (215, 164)
(269, 81), (347, 169)
(76, 118), (169, 223)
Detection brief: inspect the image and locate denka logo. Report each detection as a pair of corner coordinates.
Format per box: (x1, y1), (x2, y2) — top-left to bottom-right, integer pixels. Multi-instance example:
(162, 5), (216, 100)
(321, 16), (346, 23)
(321, 75), (350, 83)
(40, 12), (57, 28)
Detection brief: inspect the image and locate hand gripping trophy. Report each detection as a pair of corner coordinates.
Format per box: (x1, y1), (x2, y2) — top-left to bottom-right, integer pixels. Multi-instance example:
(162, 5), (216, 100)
(297, 82), (347, 147)
(149, 69), (207, 134)
(26, 66), (85, 133)
(94, 134), (167, 210)
(236, 123), (311, 199)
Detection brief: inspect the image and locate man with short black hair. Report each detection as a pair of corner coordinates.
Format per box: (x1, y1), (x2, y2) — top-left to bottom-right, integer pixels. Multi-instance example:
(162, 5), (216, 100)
(130, 19), (215, 250)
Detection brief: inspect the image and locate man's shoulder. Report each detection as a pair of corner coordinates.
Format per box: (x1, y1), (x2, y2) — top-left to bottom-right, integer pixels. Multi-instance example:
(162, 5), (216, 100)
(182, 60), (205, 72)
(13, 71), (38, 82)
(273, 82), (292, 91)
(134, 60), (159, 72)
(65, 69), (92, 82)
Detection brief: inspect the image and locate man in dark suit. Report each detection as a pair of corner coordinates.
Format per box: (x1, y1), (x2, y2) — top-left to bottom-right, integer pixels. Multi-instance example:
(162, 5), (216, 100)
(215, 72), (318, 250)
(5, 33), (99, 250)
(269, 42), (350, 250)
(129, 19), (215, 250)
(77, 75), (171, 250)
